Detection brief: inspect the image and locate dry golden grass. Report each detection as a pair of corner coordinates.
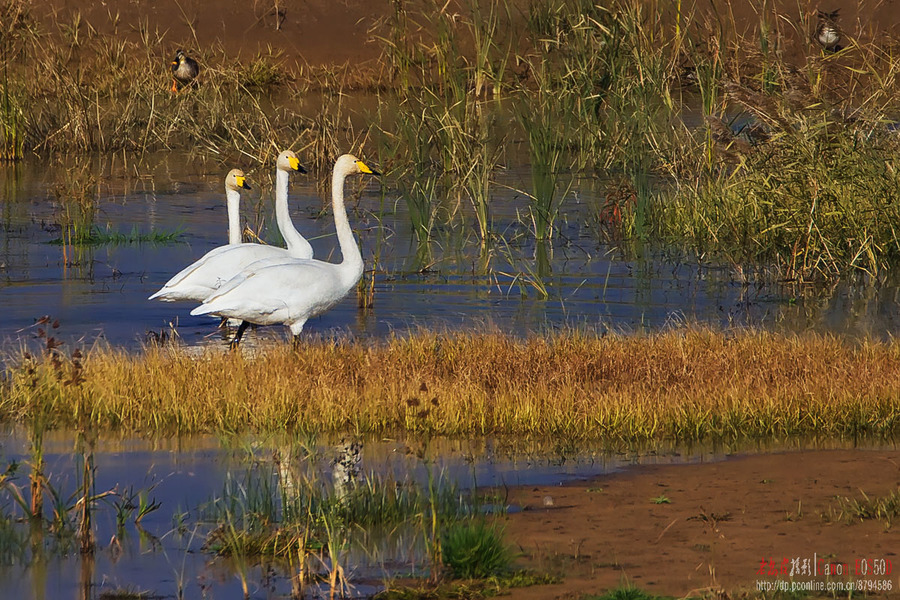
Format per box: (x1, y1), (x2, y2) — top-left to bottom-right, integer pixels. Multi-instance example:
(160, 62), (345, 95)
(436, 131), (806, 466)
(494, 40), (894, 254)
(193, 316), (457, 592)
(2, 327), (898, 441)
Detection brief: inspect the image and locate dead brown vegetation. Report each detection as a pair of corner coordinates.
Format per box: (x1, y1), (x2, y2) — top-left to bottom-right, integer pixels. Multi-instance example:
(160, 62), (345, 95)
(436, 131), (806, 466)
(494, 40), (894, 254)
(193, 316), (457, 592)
(3, 327), (898, 440)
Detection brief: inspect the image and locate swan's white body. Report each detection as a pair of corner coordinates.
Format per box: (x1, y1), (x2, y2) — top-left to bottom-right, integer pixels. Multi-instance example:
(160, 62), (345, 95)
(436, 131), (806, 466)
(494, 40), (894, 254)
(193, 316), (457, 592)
(190, 154), (377, 339)
(148, 152), (311, 303)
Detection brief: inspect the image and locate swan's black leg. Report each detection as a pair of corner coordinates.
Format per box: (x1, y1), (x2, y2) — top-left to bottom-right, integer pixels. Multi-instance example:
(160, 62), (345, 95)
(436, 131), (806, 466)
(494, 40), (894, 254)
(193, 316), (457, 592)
(291, 335), (303, 350)
(229, 321), (250, 350)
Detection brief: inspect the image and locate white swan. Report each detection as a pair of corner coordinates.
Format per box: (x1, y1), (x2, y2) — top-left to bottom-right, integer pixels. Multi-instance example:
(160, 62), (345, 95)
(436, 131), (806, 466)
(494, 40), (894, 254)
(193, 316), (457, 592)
(148, 152), (311, 303)
(272, 150), (314, 259)
(190, 154), (379, 346)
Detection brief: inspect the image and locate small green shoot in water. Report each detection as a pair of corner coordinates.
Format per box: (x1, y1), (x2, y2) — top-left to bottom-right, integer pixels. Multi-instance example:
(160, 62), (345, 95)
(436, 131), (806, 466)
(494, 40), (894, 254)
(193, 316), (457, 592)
(50, 226), (183, 246)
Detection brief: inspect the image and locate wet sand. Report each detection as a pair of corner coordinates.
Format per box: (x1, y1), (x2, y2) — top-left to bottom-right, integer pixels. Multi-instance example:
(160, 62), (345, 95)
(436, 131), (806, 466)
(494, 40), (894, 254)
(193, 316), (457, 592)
(503, 448), (900, 597)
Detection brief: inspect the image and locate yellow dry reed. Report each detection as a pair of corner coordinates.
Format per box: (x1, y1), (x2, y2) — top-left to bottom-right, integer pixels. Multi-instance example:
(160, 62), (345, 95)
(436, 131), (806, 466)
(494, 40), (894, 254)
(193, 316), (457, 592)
(2, 328), (898, 441)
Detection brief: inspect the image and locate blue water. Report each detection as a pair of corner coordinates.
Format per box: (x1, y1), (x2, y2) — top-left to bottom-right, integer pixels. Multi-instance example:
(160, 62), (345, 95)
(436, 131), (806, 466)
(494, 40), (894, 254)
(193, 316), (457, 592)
(4, 154), (898, 351)
(0, 428), (887, 599)
(0, 430), (711, 600)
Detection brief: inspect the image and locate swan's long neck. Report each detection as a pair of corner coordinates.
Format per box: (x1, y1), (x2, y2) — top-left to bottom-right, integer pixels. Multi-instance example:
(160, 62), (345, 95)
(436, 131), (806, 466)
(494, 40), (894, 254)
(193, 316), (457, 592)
(332, 166), (364, 285)
(275, 169), (313, 256)
(226, 187), (242, 245)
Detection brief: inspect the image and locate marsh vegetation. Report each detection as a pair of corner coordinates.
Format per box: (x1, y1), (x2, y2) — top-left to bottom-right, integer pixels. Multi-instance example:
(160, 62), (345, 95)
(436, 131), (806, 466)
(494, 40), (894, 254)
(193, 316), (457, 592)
(2, 325), (899, 440)
(3, 0), (900, 281)
(2, 0), (900, 597)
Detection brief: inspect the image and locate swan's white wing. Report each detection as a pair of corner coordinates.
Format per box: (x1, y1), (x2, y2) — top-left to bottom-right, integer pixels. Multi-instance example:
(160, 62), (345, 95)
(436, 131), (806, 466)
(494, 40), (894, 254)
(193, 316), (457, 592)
(148, 245), (235, 300)
(149, 243), (299, 302)
(191, 260), (345, 326)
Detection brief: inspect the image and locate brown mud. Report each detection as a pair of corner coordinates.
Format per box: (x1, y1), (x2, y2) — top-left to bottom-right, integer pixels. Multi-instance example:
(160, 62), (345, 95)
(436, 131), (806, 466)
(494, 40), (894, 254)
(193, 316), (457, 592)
(504, 449), (899, 597)
(38, 0), (900, 73)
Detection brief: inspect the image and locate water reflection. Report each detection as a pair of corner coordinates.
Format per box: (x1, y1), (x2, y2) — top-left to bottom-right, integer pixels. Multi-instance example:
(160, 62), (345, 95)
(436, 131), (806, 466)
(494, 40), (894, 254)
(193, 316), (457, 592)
(0, 430), (889, 600)
(2, 154), (900, 350)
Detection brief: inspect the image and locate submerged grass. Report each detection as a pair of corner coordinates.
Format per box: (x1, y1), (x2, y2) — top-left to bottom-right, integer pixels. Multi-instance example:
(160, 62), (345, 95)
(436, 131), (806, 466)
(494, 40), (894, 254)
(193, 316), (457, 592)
(48, 225), (182, 246)
(2, 327), (899, 441)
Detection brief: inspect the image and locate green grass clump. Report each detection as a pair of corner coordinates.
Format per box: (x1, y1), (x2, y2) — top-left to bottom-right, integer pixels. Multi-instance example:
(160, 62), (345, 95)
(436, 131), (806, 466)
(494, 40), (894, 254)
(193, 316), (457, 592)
(441, 519), (513, 579)
(658, 106), (900, 280)
(584, 587), (673, 600)
(239, 51), (287, 90)
(825, 487), (900, 527)
(203, 522), (309, 559)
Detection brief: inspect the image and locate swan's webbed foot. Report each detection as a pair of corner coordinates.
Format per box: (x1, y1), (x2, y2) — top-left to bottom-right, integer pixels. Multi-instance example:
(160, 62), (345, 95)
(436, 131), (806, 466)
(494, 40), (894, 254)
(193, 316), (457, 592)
(229, 321), (250, 351)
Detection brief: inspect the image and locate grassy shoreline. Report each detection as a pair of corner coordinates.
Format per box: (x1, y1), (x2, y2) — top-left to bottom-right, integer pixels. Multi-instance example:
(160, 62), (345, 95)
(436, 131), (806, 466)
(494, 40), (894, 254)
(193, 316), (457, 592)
(2, 326), (898, 440)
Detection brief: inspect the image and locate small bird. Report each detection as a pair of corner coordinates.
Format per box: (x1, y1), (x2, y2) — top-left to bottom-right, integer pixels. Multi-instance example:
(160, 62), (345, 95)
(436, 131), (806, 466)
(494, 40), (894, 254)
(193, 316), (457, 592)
(171, 49), (200, 92)
(814, 9), (842, 52)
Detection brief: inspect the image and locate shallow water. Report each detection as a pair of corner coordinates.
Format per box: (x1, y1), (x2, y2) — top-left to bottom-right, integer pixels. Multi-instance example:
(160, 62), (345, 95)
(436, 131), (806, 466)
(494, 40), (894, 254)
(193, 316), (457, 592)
(0, 431), (670, 599)
(0, 430), (879, 600)
(3, 153), (900, 350)
(2, 151), (899, 597)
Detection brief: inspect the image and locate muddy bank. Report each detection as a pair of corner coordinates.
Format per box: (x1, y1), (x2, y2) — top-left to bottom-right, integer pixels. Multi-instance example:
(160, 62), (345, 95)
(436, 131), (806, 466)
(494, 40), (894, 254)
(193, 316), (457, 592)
(502, 448), (899, 597)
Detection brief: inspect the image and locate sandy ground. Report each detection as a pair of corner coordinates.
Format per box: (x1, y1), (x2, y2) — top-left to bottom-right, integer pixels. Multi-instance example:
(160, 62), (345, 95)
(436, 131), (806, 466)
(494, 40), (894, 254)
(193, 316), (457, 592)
(502, 449), (900, 597)
(30, 1), (900, 596)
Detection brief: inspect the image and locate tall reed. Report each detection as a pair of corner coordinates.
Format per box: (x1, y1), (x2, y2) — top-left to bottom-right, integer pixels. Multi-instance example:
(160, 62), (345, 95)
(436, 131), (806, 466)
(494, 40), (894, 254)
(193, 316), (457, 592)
(0, 0), (34, 161)
(462, 0), (510, 100)
(1, 64), (23, 161)
(659, 97), (900, 279)
(513, 65), (573, 241)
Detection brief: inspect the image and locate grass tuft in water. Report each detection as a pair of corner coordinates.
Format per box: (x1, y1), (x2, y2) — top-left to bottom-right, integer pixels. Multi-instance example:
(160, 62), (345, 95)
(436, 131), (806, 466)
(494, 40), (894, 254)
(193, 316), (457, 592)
(658, 103), (900, 280)
(513, 66), (574, 241)
(441, 519), (513, 579)
(200, 454), (470, 560)
(48, 225), (183, 247)
(97, 588), (159, 600)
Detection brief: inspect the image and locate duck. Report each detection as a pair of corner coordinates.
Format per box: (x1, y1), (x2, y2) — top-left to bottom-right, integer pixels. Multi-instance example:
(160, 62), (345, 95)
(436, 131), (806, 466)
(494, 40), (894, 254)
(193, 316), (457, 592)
(190, 154), (380, 347)
(814, 9), (842, 52)
(171, 49), (200, 92)
(148, 153), (310, 304)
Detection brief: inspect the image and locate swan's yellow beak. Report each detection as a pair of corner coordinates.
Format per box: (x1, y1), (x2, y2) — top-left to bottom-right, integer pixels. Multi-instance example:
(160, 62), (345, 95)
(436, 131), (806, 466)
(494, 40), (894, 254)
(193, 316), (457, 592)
(235, 176), (251, 190)
(356, 160), (381, 176)
(289, 156), (308, 174)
